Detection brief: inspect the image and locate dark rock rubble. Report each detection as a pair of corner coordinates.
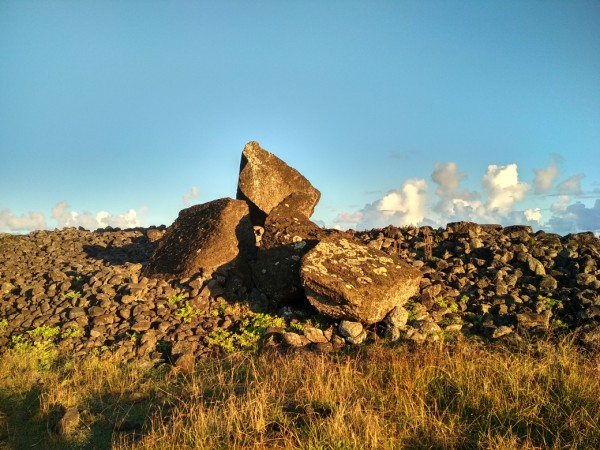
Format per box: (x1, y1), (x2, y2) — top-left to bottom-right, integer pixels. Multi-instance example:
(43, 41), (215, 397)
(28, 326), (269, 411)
(1, 221), (599, 363)
(1, 141), (599, 366)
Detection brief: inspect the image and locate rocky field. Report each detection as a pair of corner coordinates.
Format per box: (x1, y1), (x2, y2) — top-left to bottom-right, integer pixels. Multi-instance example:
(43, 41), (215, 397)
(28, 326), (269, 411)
(1, 220), (599, 367)
(1, 142), (599, 366)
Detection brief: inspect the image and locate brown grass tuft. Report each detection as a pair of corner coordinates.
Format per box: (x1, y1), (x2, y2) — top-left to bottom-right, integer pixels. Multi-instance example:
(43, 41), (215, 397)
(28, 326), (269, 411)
(1, 337), (599, 449)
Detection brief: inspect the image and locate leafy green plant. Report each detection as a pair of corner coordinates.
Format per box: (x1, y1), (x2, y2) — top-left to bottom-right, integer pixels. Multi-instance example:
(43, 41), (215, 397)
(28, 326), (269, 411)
(61, 326), (83, 339)
(11, 328), (60, 370)
(127, 331), (142, 344)
(432, 229), (445, 244)
(211, 299), (243, 317)
(288, 317), (325, 333)
(87, 345), (109, 357)
(539, 295), (562, 310)
(28, 325), (61, 339)
(404, 298), (419, 324)
(209, 311), (286, 353)
(10, 333), (28, 351)
(208, 329), (236, 353)
(433, 296), (448, 308)
(167, 293), (186, 304)
(175, 301), (201, 323)
(64, 291), (82, 300)
(554, 319), (568, 330)
(0, 318), (8, 329)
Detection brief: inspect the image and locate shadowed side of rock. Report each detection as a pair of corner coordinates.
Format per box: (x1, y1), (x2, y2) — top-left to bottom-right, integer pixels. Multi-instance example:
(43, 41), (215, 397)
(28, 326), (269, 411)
(142, 198), (255, 280)
(250, 192), (346, 306)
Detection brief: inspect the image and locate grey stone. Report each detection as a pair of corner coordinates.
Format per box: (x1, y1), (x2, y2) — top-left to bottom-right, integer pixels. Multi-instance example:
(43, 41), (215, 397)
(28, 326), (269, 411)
(283, 332), (307, 347)
(384, 306), (409, 329)
(384, 324), (402, 341)
(527, 255), (546, 276)
(338, 320), (363, 339)
(492, 325), (513, 339)
(56, 406), (80, 435)
(303, 326), (328, 343)
(346, 330), (367, 345)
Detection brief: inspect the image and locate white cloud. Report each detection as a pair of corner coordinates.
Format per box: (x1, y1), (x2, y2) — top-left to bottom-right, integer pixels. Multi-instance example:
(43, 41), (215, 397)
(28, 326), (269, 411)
(557, 174), (585, 195)
(482, 164), (529, 214)
(51, 201), (142, 230)
(182, 186), (200, 206)
(328, 158), (597, 235)
(0, 208), (47, 232)
(533, 160), (559, 194)
(524, 207), (542, 222)
(343, 179), (428, 230)
(332, 162), (534, 230)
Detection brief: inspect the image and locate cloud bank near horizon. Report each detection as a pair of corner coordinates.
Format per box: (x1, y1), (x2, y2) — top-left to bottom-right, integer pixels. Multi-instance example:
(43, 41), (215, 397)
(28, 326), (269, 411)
(1, 164), (598, 235)
(333, 159), (599, 234)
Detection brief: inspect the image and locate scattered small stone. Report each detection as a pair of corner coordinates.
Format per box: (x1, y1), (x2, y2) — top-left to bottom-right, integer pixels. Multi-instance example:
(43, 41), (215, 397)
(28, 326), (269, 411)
(56, 406), (80, 436)
(283, 332), (306, 347)
(303, 326), (328, 344)
(338, 321), (363, 339)
(384, 306), (409, 329)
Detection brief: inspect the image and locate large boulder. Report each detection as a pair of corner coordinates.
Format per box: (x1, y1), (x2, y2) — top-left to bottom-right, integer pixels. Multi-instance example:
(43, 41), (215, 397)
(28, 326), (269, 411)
(300, 235), (422, 324)
(236, 141), (321, 224)
(261, 192), (326, 250)
(142, 198), (255, 280)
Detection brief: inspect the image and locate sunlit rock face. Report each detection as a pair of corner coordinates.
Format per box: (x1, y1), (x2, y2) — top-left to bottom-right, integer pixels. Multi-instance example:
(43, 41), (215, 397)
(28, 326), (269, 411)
(236, 141), (320, 225)
(301, 235), (422, 324)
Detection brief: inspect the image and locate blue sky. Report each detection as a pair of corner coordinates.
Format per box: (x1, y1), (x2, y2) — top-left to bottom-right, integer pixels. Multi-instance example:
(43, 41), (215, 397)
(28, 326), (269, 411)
(1, 0), (599, 234)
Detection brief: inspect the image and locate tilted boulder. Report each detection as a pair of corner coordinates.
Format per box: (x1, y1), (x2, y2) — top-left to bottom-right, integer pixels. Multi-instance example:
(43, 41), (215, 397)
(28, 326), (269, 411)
(261, 192), (325, 249)
(300, 235), (422, 324)
(142, 198), (255, 280)
(236, 141), (321, 224)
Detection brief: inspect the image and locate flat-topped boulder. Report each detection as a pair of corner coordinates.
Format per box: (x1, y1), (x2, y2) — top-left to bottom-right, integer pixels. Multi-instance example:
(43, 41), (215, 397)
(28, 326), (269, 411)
(300, 235), (422, 324)
(142, 198), (255, 280)
(236, 141), (321, 224)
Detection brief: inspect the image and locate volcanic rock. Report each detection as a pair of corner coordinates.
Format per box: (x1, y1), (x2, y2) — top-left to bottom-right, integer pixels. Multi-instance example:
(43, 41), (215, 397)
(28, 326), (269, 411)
(251, 192), (334, 305)
(143, 198), (255, 280)
(300, 235), (422, 324)
(261, 192), (326, 250)
(236, 141), (321, 224)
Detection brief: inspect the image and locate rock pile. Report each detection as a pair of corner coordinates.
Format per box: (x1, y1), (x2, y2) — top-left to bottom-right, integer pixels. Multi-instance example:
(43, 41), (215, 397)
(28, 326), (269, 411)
(144, 141), (421, 324)
(0, 142), (599, 365)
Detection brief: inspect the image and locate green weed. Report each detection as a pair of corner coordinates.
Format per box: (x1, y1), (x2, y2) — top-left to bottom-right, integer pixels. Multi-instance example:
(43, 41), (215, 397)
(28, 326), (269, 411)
(64, 291), (82, 300)
(175, 301), (201, 323)
(61, 326), (83, 339)
(539, 295), (562, 310)
(167, 293), (186, 304)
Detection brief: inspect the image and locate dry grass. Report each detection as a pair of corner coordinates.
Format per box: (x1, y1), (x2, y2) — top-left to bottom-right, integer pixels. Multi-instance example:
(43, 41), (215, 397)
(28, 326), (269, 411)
(1, 337), (599, 449)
